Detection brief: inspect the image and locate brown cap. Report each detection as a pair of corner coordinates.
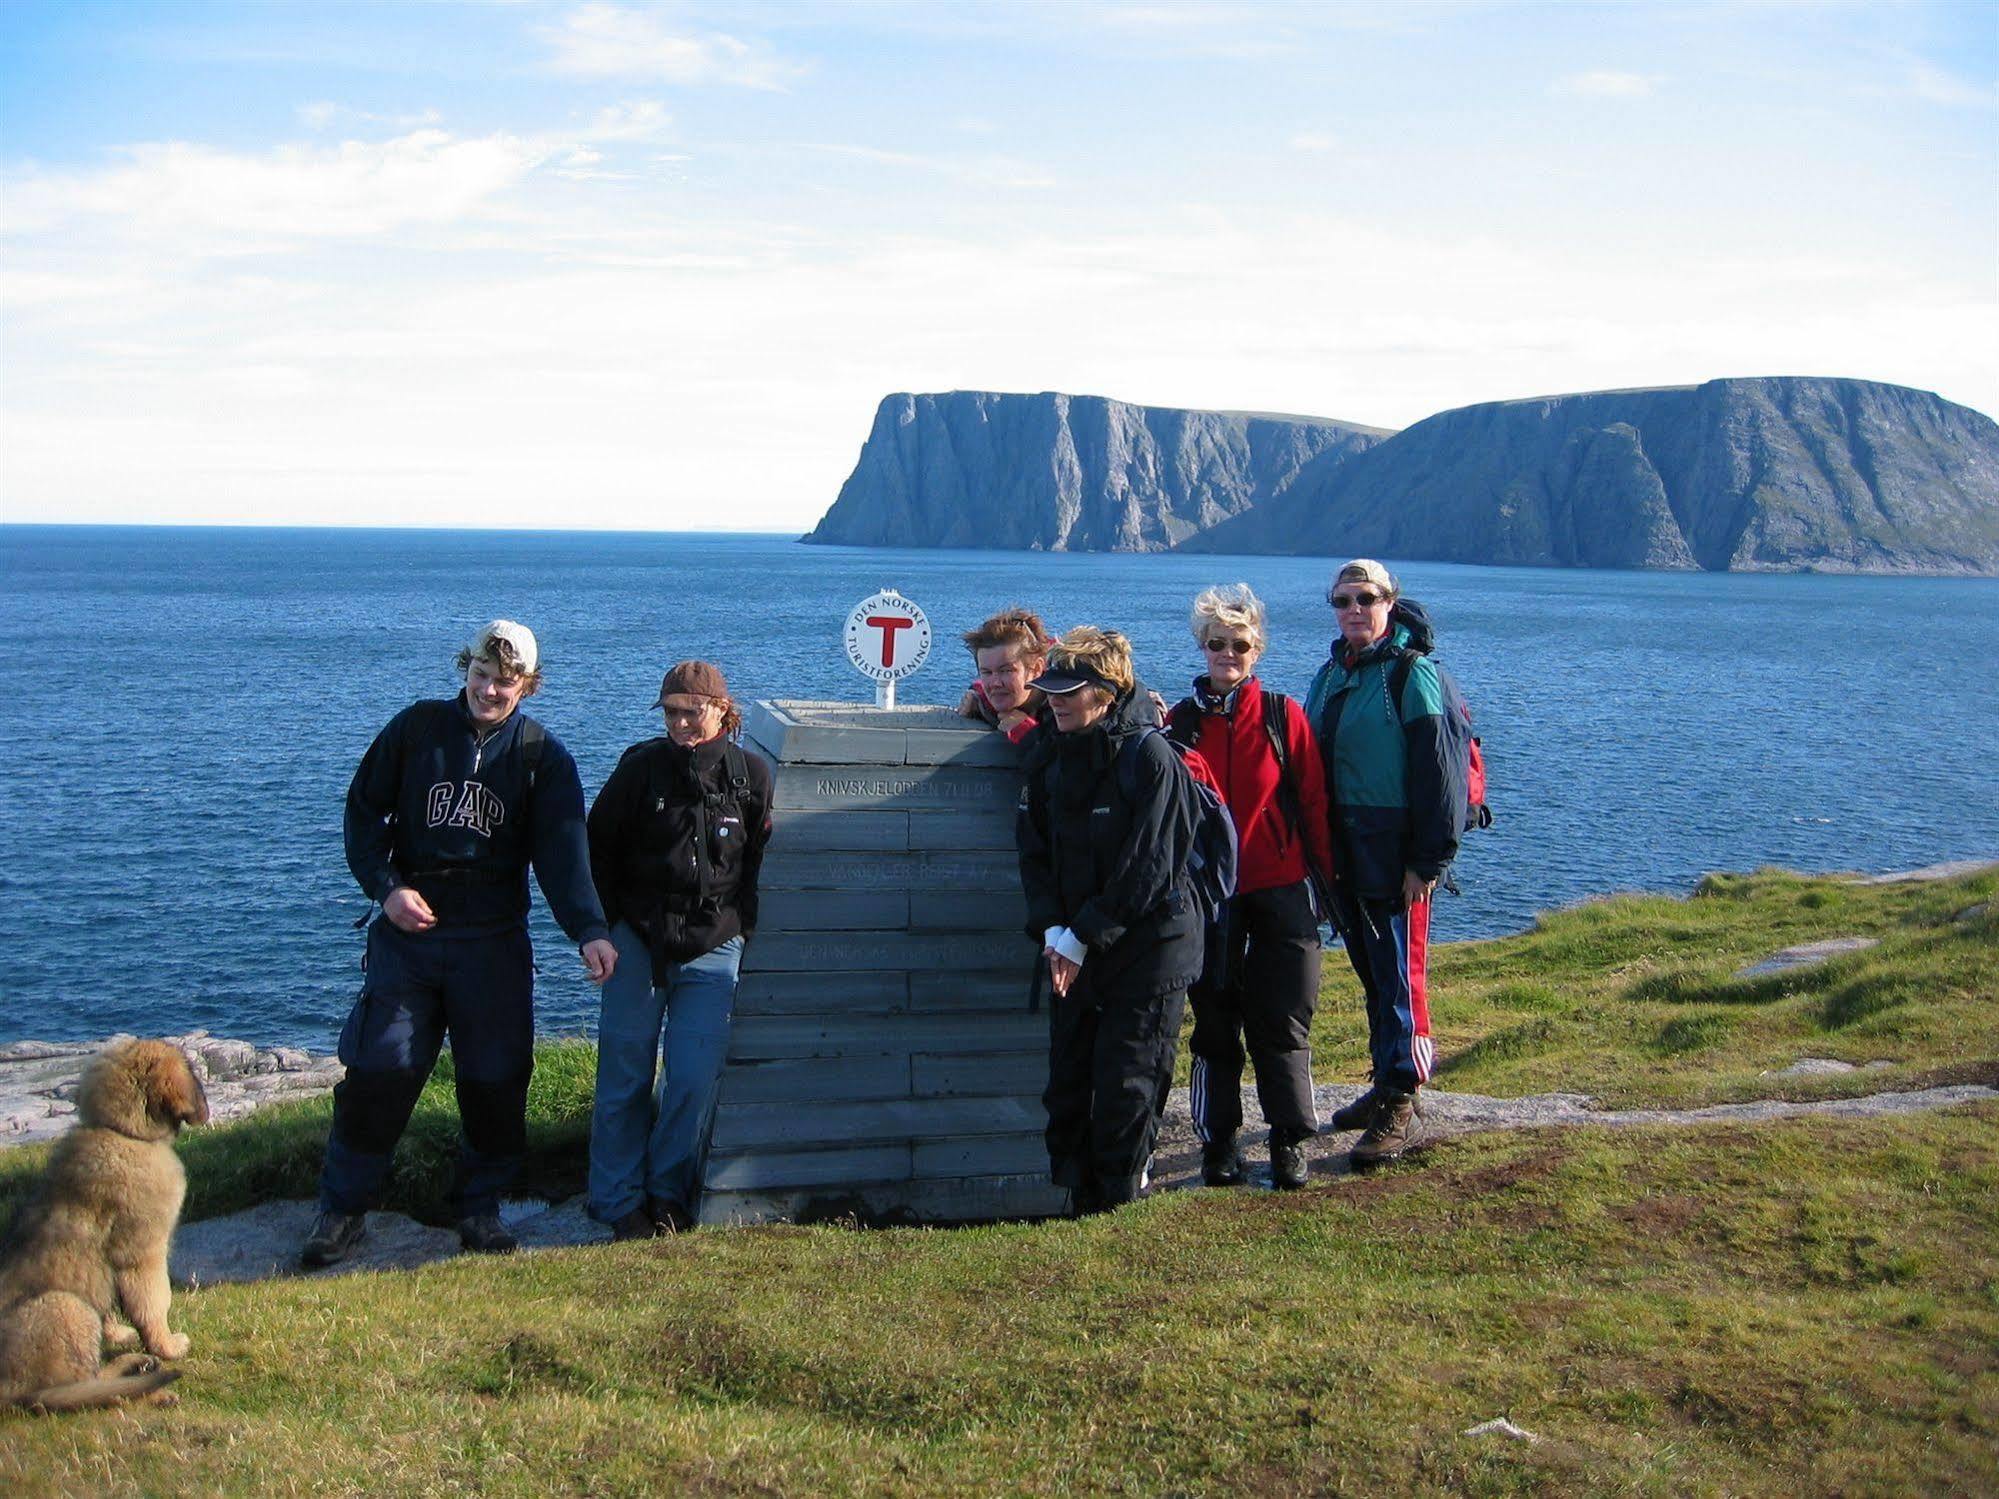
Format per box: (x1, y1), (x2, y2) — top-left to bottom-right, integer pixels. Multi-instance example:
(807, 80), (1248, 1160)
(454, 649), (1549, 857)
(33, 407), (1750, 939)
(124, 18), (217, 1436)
(652, 660), (730, 708)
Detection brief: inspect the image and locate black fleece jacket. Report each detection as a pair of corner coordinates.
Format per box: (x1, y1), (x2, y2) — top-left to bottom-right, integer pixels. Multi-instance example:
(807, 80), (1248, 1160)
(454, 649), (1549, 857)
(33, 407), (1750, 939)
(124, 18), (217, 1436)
(344, 695), (609, 945)
(587, 735), (774, 969)
(1016, 686), (1204, 998)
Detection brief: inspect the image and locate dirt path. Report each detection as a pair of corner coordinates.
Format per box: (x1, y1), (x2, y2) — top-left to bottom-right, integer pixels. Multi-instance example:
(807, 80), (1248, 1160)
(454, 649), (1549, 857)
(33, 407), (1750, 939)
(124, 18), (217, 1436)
(167, 1077), (1997, 1288)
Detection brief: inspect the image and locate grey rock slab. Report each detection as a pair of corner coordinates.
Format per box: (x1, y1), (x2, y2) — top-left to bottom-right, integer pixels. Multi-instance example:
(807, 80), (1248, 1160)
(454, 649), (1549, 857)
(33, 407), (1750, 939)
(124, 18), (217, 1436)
(1736, 936), (1878, 978)
(0, 1036), (343, 1148)
(1776, 1058), (1857, 1076)
(0, 1040), (99, 1062)
(1855, 859), (1998, 884)
(171, 1196), (609, 1287)
(173, 1201), (459, 1286)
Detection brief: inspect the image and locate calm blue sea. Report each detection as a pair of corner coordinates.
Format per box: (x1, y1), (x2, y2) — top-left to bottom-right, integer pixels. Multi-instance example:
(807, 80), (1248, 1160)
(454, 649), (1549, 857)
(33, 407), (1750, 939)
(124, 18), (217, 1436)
(2, 526), (1994, 1049)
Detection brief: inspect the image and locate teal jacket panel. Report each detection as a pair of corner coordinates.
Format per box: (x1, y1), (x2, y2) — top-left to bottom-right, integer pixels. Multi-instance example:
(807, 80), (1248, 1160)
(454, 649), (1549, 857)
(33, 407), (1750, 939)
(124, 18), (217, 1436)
(1305, 621), (1457, 897)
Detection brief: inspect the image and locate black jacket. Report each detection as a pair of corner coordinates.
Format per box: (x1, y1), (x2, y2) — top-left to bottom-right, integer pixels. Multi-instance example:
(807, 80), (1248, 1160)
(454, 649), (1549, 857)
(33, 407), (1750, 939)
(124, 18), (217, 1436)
(345, 696), (610, 945)
(1016, 686), (1204, 999)
(587, 736), (774, 971)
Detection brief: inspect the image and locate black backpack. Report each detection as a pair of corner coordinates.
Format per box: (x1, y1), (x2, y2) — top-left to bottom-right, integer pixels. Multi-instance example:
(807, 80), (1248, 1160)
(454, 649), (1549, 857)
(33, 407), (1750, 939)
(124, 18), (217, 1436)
(1115, 728), (1239, 922)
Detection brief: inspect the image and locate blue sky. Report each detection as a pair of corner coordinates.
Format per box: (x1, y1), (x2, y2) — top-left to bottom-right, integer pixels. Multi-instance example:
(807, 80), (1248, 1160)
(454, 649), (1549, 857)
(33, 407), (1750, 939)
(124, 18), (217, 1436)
(3, 1), (1994, 530)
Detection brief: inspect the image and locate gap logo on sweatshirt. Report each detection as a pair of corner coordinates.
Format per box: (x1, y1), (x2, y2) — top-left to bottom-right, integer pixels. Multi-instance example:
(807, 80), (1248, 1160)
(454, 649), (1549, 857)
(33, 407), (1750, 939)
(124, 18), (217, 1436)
(426, 780), (506, 836)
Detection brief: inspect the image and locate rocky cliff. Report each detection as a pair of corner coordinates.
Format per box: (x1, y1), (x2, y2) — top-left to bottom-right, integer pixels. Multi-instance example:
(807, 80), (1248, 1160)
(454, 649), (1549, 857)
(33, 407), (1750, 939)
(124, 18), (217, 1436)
(804, 391), (1393, 551)
(1185, 378), (1999, 573)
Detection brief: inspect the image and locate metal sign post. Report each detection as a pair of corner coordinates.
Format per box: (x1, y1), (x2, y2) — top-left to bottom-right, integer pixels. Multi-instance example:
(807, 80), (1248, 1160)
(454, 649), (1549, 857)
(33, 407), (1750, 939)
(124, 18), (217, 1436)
(843, 588), (931, 708)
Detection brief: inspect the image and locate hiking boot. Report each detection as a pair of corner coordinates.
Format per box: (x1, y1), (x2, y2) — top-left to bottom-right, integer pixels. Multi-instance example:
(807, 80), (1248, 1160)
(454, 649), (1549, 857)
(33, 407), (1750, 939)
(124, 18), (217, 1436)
(610, 1207), (656, 1243)
(1202, 1138), (1247, 1187)
(300, 1211), (367, 1268)
(1329, 1084), (1385, 1133)
(648, 1197), (694, 1234)
(457, 1212), (519, 1254)
(1270, 1138), (1309, 1191)
(1349, 1092), (1424, 1170)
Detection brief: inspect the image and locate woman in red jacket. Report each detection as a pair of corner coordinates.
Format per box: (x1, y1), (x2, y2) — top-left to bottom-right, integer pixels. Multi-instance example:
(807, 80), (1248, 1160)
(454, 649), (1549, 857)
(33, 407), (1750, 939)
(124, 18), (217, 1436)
(1169, 584), (1335, 1190)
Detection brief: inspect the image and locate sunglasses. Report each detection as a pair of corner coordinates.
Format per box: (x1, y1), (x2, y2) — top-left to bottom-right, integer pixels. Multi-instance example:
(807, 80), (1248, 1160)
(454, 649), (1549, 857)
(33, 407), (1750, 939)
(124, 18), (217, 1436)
(1203, 638), (1255, 655)
(1330, 591), (1387, 610)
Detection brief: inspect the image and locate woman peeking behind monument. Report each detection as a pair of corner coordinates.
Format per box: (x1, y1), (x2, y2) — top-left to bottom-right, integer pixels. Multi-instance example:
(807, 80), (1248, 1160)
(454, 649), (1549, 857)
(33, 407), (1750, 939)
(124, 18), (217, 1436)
(586, 661), (774, 1238)
(956, 606), (1054, 744)
(1015, 627), (1207, 1215)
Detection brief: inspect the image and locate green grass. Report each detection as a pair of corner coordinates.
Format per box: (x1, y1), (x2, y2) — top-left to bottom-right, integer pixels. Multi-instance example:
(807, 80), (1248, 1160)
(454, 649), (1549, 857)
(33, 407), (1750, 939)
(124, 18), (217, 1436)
(3, 1110), (1994, 1495)
(2, 866), (1996, 1493)
(1308, 865), (1999, 1107)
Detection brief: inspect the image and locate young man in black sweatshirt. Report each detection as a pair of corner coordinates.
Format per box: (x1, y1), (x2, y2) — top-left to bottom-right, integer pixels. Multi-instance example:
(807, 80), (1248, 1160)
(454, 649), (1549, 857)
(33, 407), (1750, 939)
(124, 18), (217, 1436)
(302, 620), (616, 1266)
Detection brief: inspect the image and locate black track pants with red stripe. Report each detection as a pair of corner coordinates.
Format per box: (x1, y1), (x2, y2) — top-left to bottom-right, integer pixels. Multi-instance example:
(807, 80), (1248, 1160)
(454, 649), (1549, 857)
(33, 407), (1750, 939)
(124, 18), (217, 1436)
(1327, 886), (1435, 1093)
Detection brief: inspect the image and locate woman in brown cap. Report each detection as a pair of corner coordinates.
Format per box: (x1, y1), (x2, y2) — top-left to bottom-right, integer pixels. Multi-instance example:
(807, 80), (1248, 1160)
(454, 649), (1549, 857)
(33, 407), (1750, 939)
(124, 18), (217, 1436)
(585, 661), (773, 1237)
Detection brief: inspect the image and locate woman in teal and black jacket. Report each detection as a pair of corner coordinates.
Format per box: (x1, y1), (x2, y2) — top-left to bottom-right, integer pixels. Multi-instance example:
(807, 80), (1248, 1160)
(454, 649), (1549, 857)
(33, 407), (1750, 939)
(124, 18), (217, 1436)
(1304, 559), (1462, 1170)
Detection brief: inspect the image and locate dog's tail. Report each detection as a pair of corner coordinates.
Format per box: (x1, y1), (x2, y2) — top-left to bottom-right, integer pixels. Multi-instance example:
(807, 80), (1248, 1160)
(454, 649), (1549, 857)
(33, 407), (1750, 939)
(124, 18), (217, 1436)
(15, 1367), (181, 1413)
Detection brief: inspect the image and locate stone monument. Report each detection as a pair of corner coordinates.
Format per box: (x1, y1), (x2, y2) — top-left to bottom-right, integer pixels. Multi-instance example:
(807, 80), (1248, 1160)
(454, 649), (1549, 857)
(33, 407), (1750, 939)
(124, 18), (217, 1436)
(696, 700), (1070, 1224)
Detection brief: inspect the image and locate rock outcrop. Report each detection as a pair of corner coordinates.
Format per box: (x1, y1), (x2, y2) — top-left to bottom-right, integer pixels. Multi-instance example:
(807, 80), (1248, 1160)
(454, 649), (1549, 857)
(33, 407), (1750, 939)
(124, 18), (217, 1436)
(804, 390), (1392, 551)
(1185, 377), (1999, 573)
(0, 1033), (343, 1146)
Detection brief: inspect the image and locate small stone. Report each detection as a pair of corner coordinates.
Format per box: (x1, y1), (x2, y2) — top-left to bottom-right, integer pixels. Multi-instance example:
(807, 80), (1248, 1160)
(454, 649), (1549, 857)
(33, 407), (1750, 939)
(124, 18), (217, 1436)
(1779, 1058), (1855, 1076)
(197, 1040), (260, 1077)
(1955, 904), (1989, 924)
(1464, 1418), (1538, 1442)
(269, 1047), (311, 1072)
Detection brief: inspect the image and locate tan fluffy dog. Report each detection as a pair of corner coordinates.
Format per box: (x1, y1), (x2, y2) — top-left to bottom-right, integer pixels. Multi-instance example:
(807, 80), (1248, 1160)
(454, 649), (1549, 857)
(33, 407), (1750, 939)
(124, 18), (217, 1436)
(0, 1039), (209, 1412)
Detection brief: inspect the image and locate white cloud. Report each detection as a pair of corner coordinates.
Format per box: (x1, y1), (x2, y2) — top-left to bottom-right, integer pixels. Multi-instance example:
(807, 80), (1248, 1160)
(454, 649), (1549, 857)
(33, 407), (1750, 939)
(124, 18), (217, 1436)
(5, 129), (550, 243)
(1289, 131), (1338, 153)
(1550, 70), (1658, 99)
(584, 99), (674, 142)
(540, 4), (801, 90)
(296, 101), (444, 131)
(796, 142), (1054, 190)
(1897, 56), (1994, 109)
(10, 196), (1992, 532)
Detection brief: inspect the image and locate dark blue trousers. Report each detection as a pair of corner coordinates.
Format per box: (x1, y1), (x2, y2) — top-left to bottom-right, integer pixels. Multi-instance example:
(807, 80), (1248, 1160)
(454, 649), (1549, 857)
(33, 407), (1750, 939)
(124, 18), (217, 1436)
(1327, 886), (1435, 1094)
(318, 919), (536, 1218)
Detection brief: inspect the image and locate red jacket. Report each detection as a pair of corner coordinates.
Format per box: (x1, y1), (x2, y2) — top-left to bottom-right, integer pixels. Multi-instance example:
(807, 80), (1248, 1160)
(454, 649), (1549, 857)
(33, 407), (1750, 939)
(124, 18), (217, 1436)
(1175, 677), (1334, 896)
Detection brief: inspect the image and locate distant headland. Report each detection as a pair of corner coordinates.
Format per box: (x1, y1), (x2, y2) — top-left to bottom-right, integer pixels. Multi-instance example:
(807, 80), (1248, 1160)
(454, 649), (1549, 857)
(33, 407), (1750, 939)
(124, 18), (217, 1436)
(804, 378), (1999, 575)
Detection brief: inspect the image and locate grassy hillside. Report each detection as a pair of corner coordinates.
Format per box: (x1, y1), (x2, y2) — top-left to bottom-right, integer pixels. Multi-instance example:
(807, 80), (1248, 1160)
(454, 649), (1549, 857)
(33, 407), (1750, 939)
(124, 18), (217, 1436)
(2, 868), (1994, 1494)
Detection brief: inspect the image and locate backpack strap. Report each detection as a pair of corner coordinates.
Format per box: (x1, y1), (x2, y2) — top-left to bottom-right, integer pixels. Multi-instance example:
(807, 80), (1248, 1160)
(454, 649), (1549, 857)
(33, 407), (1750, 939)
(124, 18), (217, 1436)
(1260, 688), (1305, 841)
(520, 716), (546, 789)
(1385, 649), (1423, 722)
(1261, 689), (1292, 779)
(1164, 699), (1201, 747)
(1262, 690), (1333, 904)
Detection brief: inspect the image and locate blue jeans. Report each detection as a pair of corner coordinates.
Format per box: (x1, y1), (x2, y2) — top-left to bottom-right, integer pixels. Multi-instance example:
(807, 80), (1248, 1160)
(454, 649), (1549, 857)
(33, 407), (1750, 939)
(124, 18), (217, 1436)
(588, 921), (742, 1223)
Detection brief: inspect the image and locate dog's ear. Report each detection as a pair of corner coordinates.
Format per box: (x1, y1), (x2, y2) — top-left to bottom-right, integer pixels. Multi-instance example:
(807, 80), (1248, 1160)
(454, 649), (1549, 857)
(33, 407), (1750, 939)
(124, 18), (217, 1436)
(147, 1045), (211, 1130)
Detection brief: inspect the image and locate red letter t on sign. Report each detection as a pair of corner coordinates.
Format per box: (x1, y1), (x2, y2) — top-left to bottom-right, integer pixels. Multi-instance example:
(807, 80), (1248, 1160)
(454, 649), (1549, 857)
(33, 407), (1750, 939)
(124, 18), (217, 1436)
(866, 615), (912, 668)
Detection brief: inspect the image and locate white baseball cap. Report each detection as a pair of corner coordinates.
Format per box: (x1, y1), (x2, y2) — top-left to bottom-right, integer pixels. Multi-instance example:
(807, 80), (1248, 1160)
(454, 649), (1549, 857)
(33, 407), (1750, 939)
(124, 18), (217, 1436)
(1333, 558), (1398, 598)
(467, 619), (539, 674)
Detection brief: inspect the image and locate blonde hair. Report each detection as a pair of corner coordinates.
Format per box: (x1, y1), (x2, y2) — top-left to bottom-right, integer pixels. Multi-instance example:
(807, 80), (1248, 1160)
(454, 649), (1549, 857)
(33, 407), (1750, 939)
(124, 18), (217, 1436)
(1047, 625), (1135, 699)
(1188, 583), (1266, 650)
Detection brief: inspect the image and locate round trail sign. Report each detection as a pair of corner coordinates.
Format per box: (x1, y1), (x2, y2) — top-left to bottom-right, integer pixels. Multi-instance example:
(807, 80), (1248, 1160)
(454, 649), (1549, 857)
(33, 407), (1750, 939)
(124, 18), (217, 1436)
(844, 589), (932, 684)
